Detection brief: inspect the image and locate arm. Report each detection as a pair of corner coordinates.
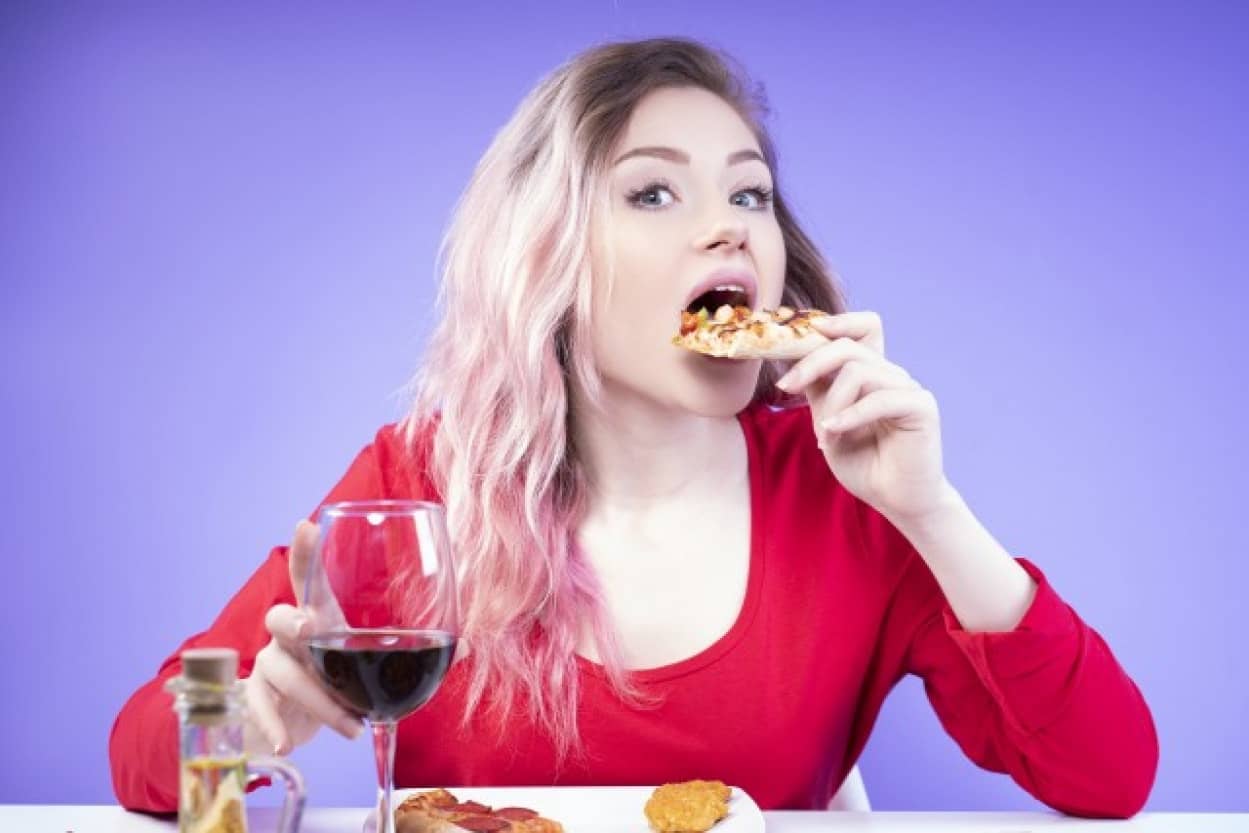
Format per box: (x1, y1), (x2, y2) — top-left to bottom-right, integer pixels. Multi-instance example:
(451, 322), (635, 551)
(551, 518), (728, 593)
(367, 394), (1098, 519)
(109, 431), (410, 811)
(864, 503), (1159, 819)
(886, 484), (1036, 634)
(778, 311), (1158, 816)
(108, 547), (294, 812)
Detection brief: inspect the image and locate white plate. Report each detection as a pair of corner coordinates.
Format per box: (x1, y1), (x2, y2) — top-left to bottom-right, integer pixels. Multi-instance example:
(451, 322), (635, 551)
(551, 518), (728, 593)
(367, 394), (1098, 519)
(381, 785), (765, 832)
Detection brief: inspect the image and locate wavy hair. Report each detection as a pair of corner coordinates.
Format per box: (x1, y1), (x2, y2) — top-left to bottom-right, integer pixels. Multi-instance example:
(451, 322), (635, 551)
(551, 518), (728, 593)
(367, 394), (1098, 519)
(405, 37), (845, 761)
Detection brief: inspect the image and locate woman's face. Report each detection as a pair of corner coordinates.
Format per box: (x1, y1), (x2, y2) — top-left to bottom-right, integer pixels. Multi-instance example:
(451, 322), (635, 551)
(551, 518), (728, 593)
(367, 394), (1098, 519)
(588, 86), (787, 417)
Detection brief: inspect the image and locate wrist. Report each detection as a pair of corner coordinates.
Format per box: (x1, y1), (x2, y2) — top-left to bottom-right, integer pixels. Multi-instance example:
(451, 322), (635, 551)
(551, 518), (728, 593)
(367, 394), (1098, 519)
(886, 480), (968, 545)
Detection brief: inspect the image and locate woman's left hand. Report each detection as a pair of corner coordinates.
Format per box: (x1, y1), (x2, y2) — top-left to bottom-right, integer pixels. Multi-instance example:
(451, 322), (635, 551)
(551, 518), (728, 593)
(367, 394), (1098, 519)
(775, 311), (953, 523)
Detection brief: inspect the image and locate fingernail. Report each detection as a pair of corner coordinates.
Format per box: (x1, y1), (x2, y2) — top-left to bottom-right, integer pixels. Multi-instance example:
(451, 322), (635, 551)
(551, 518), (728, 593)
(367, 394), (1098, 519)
(345, 720), (365, 739)
(775, 373), (796, 392)
(273, 741), (287, 756)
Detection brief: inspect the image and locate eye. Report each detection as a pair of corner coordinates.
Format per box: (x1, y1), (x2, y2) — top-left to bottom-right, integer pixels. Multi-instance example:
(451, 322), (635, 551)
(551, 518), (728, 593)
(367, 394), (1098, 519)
(626, 181), (677, 210)
(732, 185), (774, 210)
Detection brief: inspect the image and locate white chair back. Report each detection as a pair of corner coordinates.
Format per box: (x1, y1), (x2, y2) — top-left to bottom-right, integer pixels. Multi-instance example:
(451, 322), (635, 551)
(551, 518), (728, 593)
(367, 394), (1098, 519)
(828, 764), (870, 811)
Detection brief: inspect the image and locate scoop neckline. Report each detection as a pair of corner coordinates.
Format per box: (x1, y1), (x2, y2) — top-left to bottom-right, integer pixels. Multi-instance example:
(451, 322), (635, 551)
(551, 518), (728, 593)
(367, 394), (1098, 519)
(575, 405), (766, 684)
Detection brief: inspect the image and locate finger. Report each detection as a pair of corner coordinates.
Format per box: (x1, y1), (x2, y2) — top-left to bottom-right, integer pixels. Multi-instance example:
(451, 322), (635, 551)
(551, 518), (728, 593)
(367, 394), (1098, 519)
(776, 337), (895, 394)
(289, 520), (319, 607)
(263, 642), (365, 740)
(245, 662), (292, 755)
(265, 604), (310, 652)
(820, 359), (916, 419)
(291, 519), (349, 631)
(810, 310), (885, 354)
(821, 388), (938, 434)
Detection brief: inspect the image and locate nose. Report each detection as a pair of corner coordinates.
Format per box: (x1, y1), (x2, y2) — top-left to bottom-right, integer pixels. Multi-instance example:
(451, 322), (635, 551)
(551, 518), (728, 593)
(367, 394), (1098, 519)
(693, 210), (749, 254)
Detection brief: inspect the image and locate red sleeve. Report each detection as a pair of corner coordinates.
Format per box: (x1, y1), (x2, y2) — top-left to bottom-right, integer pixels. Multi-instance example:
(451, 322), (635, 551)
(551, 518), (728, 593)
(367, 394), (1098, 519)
(873, 512), (1159, 819)
(108, 547), (294, 812)
(109, 427), (422, 811)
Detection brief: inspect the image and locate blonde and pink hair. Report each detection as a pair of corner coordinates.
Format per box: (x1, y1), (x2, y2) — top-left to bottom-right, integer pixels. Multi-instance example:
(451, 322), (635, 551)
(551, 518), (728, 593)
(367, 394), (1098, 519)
(405, 37), (844, 761)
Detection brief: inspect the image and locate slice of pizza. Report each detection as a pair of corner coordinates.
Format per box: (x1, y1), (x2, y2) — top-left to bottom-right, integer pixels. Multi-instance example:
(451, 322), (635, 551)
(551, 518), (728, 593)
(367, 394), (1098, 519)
(394, 788), (564, 833)
(672, 304), (831, 360)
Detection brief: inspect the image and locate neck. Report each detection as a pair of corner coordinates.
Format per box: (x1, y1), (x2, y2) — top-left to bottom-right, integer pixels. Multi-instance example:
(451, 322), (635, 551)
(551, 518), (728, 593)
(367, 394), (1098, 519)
(571, 382), (745, 513)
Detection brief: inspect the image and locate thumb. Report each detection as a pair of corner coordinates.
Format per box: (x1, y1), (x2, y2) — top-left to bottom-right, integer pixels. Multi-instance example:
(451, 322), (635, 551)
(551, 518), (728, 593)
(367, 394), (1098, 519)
(289, 520), (319, 608)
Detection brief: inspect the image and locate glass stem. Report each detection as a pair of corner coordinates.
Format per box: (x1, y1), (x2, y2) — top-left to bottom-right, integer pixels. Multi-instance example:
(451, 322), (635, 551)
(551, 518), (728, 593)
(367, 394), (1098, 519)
(372, 721), (398, 833)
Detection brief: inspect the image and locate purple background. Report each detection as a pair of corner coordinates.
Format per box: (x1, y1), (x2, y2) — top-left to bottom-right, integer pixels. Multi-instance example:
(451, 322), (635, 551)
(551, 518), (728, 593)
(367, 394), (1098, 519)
(2, 0), (1246, 813)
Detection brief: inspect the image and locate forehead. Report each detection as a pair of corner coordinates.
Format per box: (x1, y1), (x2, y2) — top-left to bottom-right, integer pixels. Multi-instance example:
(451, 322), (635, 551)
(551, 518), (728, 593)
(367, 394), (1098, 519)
(614, 86), (762, 158)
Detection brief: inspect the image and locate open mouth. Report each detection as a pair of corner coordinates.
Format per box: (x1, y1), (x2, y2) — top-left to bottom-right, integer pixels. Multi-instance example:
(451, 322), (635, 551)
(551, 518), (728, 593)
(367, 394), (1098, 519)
(685, 285), (752, 314)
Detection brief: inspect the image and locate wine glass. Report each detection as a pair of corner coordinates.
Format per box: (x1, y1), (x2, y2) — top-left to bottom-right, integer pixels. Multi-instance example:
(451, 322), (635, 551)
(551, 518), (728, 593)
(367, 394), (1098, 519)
(302, 500), (459, 833)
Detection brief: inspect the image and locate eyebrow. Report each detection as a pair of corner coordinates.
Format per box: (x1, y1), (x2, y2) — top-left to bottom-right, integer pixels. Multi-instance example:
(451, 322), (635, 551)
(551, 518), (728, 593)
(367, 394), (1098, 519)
(613, 146), (767, 167)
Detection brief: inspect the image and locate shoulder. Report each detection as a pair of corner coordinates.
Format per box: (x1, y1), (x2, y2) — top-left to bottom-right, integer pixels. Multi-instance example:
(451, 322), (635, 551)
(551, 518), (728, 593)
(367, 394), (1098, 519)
(738, 401), (841, 531)
(381, 416), (441, 500)
(374, 418), (434, 474)
(739, 400), (826, 483)
(321, 417), (440, 505)
(740, 401), (917, 580)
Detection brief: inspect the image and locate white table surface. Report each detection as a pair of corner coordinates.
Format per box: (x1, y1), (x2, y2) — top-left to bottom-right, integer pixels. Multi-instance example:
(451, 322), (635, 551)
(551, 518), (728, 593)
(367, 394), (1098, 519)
(4, 806), (1246, 832)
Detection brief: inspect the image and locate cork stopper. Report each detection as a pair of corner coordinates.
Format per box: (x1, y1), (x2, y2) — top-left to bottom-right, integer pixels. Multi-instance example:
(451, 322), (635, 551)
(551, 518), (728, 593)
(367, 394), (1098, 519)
(180, 648), (239, 687)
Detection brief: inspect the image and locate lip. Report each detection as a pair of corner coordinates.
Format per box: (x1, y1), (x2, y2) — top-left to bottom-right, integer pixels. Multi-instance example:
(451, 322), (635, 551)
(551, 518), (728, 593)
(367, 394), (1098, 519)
(681, 267), (759, 312)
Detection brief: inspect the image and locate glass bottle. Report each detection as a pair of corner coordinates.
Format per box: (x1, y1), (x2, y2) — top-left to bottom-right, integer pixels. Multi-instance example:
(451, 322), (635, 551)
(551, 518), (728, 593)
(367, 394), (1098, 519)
(166, 648), (306, 833)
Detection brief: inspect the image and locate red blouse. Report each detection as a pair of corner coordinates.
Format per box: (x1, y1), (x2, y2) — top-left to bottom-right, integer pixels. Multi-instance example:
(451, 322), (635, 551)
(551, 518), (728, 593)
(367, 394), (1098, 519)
(110, 403), (1158, 817)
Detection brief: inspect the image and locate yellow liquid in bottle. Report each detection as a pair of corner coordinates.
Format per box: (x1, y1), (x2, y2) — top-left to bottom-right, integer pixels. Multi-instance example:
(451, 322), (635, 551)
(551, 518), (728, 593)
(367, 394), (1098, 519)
(179, 756), (248, 833)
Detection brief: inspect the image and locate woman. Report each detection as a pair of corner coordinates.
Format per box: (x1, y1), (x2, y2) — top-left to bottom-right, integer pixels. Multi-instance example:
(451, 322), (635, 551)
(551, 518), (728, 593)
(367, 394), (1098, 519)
(110, 37), (1158, 817)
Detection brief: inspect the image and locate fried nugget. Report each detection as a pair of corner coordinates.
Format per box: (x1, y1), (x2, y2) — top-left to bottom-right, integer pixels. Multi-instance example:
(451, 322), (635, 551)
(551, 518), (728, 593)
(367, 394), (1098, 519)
(644, 780), (732, 833)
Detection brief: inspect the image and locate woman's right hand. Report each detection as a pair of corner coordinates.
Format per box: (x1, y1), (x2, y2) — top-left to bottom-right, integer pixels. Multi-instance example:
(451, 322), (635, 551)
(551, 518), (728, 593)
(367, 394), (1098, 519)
(242, 520), (364, 756)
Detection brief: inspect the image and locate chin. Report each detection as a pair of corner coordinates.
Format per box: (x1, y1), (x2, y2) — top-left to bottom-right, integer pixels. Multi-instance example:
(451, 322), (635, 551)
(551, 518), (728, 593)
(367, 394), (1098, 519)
(673, 355), (762, 417)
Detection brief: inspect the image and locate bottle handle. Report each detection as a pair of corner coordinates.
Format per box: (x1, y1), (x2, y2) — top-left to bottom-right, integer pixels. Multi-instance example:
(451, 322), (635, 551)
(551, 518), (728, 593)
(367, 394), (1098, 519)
(246, 756), (306, 833)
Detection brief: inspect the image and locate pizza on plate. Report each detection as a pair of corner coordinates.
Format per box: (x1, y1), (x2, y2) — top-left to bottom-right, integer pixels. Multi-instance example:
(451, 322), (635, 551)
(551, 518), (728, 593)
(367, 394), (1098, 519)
(394, 789), (564, 833)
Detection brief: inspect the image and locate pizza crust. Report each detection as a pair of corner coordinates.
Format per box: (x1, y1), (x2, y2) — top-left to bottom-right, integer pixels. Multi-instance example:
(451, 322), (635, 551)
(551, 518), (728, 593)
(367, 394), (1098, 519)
(395, 812), (461, 833)
(394, 790), (461, 833)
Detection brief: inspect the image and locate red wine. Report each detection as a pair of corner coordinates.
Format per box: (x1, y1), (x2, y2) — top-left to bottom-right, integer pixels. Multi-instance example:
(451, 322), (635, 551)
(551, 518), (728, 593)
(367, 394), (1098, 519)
(307, 629), (456, 722)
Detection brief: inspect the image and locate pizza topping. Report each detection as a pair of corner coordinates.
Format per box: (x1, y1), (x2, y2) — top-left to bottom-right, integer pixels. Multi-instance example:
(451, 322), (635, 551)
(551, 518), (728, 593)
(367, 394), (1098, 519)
(495, 807), (539, 821)
(416, 788), (457, 807)
(678, 308), (711, 335)
(449, 801), (492, 814)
